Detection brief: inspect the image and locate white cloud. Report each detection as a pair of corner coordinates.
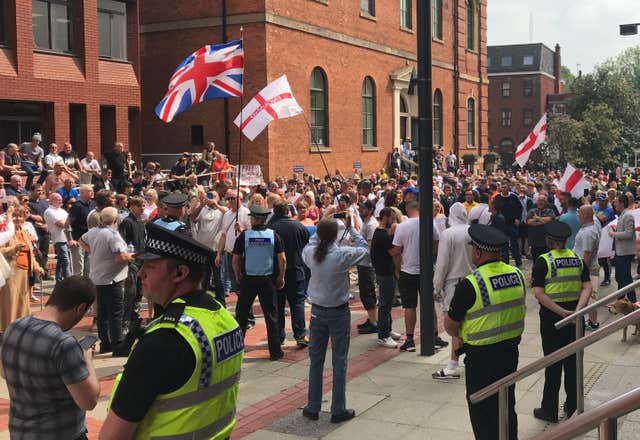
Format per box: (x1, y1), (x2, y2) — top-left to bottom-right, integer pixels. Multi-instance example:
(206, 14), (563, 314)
(488, 0), (640, 73)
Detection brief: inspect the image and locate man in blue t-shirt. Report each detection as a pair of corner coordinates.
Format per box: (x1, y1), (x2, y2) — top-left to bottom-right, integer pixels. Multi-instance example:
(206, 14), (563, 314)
(592, 191), (616, 286)
(560, 198), (581, 249)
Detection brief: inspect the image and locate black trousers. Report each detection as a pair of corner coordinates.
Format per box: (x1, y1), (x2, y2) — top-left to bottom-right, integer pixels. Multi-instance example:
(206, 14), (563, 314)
(465, 344), (519, 440)
(96, 281), (124, 349)
(203, 253), (225, 306)
(540, 315), (577, 416)
(36, 230), (50, 276)
(236, 276), (282, 357)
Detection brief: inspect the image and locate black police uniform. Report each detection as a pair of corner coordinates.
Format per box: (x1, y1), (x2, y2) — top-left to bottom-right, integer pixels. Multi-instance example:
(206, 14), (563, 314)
(232, 205), (285, 360)
(533, 221), (590, 422)
(448, 225), (524, 440)
(152, 192), (189, 233)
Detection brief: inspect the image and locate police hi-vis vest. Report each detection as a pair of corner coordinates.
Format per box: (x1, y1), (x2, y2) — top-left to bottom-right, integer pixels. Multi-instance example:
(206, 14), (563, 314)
(153, 217), (186, 232)
(541, 249), (583, 303)
(244, 228), (275, 276)
(460, 261), (526, 346)
(110, 294), (243, 440)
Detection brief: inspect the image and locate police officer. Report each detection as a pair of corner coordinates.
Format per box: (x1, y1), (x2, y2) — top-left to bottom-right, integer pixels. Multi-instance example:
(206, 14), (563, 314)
(100, 223), (243, 439)
(232, 204), (286, 361)
(153, 191), (189, 232)
(445, 224), (526, 440)
(532, 221), (591, 423)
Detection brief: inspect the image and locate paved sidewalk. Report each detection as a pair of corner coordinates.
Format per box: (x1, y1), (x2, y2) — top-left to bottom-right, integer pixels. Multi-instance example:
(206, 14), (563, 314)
(1, 263), (640, 439)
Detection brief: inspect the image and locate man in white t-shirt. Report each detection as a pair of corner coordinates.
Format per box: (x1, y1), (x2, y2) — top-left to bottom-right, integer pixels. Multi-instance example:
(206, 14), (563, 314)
(215, 190), (251, 297)
(191, 189), (228, 303)
(44, 143), (63, 170)
(43, 193), (70, 283)
(79, 152), (101, 185)
(391, 200), (449, 352)
(355, 200), (381, 335)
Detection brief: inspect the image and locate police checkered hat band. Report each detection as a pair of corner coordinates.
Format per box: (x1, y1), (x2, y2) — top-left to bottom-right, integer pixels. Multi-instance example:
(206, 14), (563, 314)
(137, 222), (214, 264)
(470, 240), (503, 253)
(468, 224), (508, 253)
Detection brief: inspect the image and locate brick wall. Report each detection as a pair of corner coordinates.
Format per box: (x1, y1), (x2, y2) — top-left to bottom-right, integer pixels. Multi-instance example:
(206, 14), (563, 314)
(0, 0), (141, 159)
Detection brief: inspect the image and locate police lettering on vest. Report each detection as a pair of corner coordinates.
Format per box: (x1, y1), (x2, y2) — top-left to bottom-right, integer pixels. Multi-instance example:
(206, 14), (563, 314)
(153, 217), (186, 232)
(489, 273), (522, 291)
(553, 257), (581, 269)
(213, 328), (244, 362)
(244, 229), (275, 276)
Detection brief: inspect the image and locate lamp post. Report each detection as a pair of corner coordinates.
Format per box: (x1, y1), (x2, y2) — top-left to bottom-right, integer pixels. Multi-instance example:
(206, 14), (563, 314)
(620, 23), (640, 36)
(417, 0), (435, 356)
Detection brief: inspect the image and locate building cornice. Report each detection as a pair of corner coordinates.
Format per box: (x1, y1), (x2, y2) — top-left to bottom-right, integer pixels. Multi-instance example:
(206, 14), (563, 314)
(488, 71), (556, 80)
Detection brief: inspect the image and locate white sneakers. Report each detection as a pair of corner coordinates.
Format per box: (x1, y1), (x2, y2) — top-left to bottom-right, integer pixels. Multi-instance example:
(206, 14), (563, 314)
(431, 366), (461, 380)
(389, 331), (402, 340)
(377, 337), (399, 348)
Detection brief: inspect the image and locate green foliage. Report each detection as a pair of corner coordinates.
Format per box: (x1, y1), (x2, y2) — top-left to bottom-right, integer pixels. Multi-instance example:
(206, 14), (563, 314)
(561, 66), (576, 91)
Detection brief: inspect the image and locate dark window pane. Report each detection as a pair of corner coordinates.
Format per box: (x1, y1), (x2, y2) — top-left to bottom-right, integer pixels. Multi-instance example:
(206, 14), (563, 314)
(310, 68), (328, 146)
(0, 0), (5, 45)
(98, 11), (110, 56)
(32, 0), (49, 49)
(433, 91), (442, 146)
(50, 2), (71, 51)
(111, 12), (127, 59)
(467, 99), (475, 146)
(401, 0), (412, 29)
(99, 0), (125, 14)
(433, 0), (442, 39)
(467, 0), (474, 49)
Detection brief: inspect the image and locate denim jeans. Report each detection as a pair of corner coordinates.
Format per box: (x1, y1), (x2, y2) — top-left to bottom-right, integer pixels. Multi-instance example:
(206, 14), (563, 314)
(54, 242), (71, 283)
(376, 274), (396, 339)
(278, 278), (307, 340)
(222, 252), (239, 294)
(306, 303), (351, 414)
(506, 223), (522, 266)
(96, 281), (124, 349)
(357, 265), (377, 311)
(615, 254), (636, 302)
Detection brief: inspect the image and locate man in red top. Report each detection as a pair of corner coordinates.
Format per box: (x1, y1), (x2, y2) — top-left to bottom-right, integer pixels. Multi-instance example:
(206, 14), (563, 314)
(211, 151), (232, 183)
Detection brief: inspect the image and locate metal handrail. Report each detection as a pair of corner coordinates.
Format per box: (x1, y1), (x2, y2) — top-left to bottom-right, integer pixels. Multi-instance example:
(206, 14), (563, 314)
(468, 308), (640, 439)
(530, 387), (640, 440)
(555, 279), (640, 330)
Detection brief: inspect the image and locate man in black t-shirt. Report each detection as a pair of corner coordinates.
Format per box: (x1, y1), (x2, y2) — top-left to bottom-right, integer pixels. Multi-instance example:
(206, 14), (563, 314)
(371, 207), (402, 348)
(104, 142), (127, 192)
(531, 221), (592, 424)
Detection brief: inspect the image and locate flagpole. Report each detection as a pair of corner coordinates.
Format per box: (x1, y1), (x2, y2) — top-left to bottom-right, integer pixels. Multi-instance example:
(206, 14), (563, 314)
(300, 112), (336, 194)
(235, 27), (245, 223)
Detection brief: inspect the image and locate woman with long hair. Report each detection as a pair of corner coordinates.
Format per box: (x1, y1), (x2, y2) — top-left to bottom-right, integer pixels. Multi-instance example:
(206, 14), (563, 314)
(301, 215), (368, 423)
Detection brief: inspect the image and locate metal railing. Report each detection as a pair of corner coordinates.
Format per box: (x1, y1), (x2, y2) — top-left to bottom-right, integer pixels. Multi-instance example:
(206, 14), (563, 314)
(469, 305), (640, 440)
(530, 386), (640, 440)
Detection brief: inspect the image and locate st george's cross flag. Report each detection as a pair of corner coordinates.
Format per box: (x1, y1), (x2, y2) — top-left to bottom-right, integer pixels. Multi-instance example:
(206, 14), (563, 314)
(155, 40), (244, 123)
(234, 75), (303, 141)
(514, 113), (548, 167)
(558, 163), (591, 198)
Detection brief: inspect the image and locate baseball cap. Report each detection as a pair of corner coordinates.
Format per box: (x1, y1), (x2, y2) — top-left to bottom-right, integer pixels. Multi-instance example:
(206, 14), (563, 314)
(597, 191), (607, 201)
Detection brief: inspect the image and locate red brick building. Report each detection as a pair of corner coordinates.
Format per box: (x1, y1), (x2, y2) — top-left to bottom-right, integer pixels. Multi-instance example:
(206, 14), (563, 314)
(140, 0), (489, 178)
(0, 0), (141, 157)
(487, 43), (562, 164)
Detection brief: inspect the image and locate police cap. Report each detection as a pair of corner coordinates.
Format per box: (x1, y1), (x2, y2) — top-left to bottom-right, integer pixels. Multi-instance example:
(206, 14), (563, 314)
(544, 220), (572, 240)
(163, 191), (188, 208)
(249, 204), (271, 217)
(137, 222), (214, 265)
(468, 224), (508, 252)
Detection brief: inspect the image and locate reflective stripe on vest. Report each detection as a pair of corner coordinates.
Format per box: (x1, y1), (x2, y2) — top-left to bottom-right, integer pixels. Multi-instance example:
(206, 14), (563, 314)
(460, 261), (526, 346)
(244, 228), (275, 276)
(155, 371), (241, 413)
(542, 250), (582, 303)
(149, 409), (236, 440)
(179, 315), (213, 389)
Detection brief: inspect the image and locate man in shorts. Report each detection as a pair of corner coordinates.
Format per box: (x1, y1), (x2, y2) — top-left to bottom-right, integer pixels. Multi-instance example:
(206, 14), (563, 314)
(432, 202), (474, 379)
(573, 205), (602, 330)
(391, 200), (449, 352)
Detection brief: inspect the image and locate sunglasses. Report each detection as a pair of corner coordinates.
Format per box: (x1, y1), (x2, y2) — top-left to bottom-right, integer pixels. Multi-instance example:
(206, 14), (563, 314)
(226, 197), (237, 201)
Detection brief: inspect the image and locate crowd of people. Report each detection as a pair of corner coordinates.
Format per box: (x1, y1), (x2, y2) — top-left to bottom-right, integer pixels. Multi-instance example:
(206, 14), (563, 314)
(1, 131), (640, 438)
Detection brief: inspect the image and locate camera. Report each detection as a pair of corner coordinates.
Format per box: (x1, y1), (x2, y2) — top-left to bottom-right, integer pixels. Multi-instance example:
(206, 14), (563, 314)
(333, 212), (346, 219)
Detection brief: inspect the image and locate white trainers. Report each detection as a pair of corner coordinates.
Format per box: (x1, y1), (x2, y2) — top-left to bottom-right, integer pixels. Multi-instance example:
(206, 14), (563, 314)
(377, 337), (398, 348)
(389, 331), (402, 340)
(432, 367), (461, 380)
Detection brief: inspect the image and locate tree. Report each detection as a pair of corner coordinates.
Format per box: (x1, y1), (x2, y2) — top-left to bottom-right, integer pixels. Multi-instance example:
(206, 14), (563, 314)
(545, 114), (583, 165)
(579, 103), (624, 167)
(561, 65), (576, 92)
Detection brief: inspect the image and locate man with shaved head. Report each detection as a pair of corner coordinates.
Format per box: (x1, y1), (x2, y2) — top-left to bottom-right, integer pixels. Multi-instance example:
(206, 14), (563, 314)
(573, 204), (602, 330)
(44, 192), (71, 283)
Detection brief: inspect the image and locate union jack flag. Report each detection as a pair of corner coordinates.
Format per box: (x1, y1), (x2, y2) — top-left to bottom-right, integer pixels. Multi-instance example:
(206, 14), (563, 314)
(155, 40), (244, 123)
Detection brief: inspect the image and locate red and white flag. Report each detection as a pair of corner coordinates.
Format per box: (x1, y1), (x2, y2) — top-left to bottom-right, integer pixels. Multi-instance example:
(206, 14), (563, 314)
(234, 75), (303, 141)
(558, 163), (591, 198)
(514, 113), (547, 167)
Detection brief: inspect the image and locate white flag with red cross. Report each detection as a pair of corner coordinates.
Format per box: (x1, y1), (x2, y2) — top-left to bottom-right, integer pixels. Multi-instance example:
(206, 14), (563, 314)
(234, 74), (303, 141)
(514, 113), (547, 167)
(558, 163), (590, 198)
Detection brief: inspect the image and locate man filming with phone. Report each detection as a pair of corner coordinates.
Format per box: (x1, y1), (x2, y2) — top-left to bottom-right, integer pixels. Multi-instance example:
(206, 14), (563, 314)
(0, 275), (100, 440)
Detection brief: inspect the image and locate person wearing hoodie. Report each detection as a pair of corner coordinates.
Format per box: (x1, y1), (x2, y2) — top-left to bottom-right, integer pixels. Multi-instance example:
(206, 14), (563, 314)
(432, 202), (474, 380)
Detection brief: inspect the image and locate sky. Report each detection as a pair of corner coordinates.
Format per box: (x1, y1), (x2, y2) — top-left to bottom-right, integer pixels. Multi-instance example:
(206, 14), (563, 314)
(487, 0), (640, 74)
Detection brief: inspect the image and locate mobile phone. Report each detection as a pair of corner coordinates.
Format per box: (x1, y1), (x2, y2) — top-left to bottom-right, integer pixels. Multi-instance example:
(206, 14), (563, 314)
(333, 212), (346, 219)
(207, 192), (214, 200)
(79, 335), (98, 351)
(1, 203), (7, 212)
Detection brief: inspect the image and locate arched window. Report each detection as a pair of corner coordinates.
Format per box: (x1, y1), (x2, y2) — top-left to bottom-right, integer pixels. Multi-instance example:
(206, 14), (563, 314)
(433, 0), (442, 40)
(499, 138), (514, 150)
(466, 0), (475, 50)
(362, 77), (376, 147)
(310, 68), (328, 146)
(433, 89), (443, 146)
(467, 98), (476, 146)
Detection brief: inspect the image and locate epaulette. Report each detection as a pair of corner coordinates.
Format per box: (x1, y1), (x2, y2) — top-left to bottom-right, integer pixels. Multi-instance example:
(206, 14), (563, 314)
(160, 301), (187, 325)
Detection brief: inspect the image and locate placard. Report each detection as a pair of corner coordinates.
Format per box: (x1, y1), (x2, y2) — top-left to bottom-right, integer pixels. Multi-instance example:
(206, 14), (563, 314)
(239, 165), (263, 186)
